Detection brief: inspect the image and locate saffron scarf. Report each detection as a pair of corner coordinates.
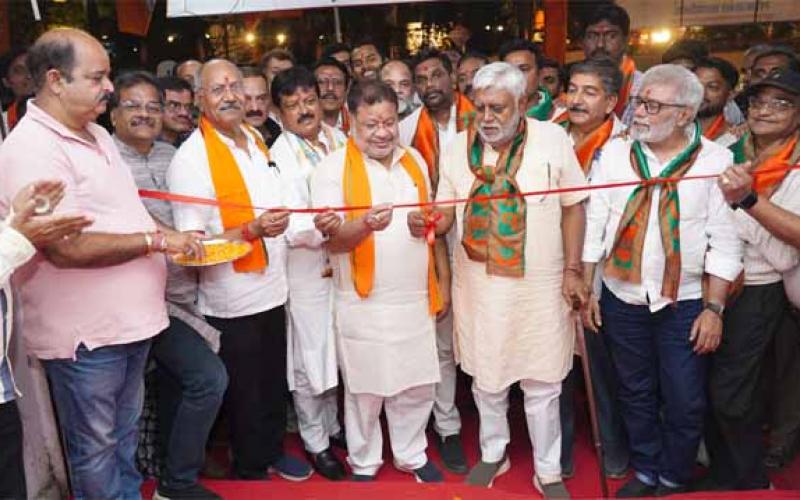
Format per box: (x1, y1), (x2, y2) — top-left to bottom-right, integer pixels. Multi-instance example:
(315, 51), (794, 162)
(571, 117), (615, 174)
(200, 116), (271, 272)
(340, 106), (351, 134)
(702, 114), (727, 141)
(462, 119), (528, 278)
(342, 138), (443, 315)
(412, 92), (475, 193)
(526, 87), (553, 121)
(6, 101), (19, 131)
(730, 131), (800, 197)
(605, 123), (703, 301)
(614, 56), (637, 118)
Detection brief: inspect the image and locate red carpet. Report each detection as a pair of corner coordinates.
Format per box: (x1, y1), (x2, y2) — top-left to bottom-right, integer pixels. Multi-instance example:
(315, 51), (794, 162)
(142, 378), (800, 499)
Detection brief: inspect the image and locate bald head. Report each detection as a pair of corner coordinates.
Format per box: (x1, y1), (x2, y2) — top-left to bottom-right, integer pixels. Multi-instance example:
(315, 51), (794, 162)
(197, 59), (245, 133)
(380, 59), (414, 103)
(176, 59), (202, 87)
(27, 27), (104, 93)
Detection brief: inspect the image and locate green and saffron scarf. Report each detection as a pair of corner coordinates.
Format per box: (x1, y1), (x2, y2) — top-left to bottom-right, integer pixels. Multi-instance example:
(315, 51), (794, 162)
(462, 119), (528, 278)
(526, 87), (553, 121)
(604, 123), (703, 301)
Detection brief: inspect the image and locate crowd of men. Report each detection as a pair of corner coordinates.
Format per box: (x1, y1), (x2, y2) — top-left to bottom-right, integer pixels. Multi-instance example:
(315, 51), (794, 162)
(0, 2), (799, 499)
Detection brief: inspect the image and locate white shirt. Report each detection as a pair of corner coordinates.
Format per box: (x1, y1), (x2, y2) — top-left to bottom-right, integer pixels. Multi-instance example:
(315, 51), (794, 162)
(734, 170), (800, 290)
(583, 130), (743, 312)
(399, 102), (459, 161)
(167, 125), (292, 318)
(0, 222), (36, 403)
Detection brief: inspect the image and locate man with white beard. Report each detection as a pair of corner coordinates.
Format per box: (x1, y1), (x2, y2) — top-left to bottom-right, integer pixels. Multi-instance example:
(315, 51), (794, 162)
(582, 64), (742, 497)
(380, 59), (419, 120)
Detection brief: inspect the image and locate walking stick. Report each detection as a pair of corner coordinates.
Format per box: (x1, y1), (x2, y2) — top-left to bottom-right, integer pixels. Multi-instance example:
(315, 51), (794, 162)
(574, 314), (610, 498)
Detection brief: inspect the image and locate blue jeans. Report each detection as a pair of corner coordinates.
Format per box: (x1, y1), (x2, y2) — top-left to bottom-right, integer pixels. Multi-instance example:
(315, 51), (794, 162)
(44, 340), (152, 500)
(600, 286), (706, 486)
(152, 316), (227, 489)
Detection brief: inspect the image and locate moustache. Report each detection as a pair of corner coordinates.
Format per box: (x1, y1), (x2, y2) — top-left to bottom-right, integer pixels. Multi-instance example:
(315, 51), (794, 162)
(99, 91), (113, 103)
(590, 48), (612, 60)
(321, 92), (338, 101)
(219, 102), (241, 111)
(568, 106), (588, 113)
(246, 110), (264, 118)
(297, 113), (315, 124)
(424, 90), (444, 100)
(130, 117), (156, 127)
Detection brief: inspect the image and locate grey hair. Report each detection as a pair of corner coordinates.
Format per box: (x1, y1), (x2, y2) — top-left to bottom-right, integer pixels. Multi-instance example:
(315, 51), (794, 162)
(472, 62), (526, 100)
(639, 64), (704, 117)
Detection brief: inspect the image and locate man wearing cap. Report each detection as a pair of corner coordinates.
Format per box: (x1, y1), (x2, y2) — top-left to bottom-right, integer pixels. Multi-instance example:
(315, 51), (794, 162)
(702, 69), (800, 491)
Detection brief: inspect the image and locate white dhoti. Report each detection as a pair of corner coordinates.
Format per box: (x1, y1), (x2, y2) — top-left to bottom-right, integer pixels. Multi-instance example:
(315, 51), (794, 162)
(472, 379), (563, 481)
(344, 383), (435, 475)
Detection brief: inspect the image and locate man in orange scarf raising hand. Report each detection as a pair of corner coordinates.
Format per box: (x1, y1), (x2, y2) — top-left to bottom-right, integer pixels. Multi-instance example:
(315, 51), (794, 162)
(399, 47), (470, 475)
(311, 80), (445, 483)
(167, 59), (312, 482)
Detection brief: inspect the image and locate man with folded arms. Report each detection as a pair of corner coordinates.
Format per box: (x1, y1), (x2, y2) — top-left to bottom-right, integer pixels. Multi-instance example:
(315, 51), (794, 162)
(399, 48), (473, 475)
(0, 27), (202, 499)
(311, 80), (444, 483)
(702, 70), (800, 490)
(167, 59), (311, 482)
(416, 62), (588, 497)
(556, 57), (629, 481)
(269, 66), (348, 481)
(582, 64), (742, 497)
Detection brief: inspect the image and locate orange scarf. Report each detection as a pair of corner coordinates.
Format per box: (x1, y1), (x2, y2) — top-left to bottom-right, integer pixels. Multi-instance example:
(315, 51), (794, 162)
(6, 101), (19, 130)
(615, 56), (636, 118)
(553, 109), (569, 126)
(572, 117), (615, 174)
(340, 106), (351, 134)
(751, 134), (800, 196)
(342, 138), (443, 315)
(200, 116), (271, 273)
(412, 92), (475, 193)
(703, 114), (727, 141)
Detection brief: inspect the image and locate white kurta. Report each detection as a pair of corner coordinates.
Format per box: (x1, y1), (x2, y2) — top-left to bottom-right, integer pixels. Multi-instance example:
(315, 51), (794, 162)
(310, 145), (440, 397)
(272, 125), (346, 395)
(437, 119), (589, 393)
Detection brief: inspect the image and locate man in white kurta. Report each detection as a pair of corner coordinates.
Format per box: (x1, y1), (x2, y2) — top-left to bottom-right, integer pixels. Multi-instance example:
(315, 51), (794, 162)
(269, 66), (348, 480)
(310, 80), (443, 482)
(416, 62), (588, 496)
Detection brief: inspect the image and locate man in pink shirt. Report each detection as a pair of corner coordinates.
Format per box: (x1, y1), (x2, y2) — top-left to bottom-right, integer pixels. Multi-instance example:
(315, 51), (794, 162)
(0, 28), (201, 499)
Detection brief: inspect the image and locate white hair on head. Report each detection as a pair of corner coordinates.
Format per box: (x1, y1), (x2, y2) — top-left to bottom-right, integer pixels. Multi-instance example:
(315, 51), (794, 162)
(472, 62), (526, 100)
(640, 63), (704, 117)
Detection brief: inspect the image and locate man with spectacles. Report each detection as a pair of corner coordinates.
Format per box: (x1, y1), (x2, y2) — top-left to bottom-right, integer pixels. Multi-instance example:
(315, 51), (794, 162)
(701, 69), (800, 491)
(313, 57), (351, 134)
(581, 3), (641, 126)
(167, 59), (312, 482)
(110, 70), (227, 500)
(583, 64), (742, 497)
(158, 76), (195, 147)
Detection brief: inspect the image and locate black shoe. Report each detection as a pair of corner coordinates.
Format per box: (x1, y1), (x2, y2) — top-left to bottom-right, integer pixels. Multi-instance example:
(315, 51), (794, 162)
(437, 434), (468, 474)
(308, 448), (346, 481)
(351, 473), (375, 482)
(655, 482), (689, 497)
(690, 474), (733, 492)
(330, 431), (348, 451)
(764, 446), (788, 469)
(561, 463), (575, 479)
(153, 482), (222, 499)
(615, 477), (656, 498)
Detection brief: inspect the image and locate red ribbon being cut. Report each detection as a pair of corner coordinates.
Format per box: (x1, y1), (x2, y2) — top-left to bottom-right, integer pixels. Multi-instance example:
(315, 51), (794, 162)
(139, 164), (800, 214)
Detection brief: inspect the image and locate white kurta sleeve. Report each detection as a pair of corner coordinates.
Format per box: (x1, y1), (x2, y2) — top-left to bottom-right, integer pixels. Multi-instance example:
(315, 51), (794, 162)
(0, 223), (35, 286)
(166, 144), (216, 233)
(555, 127), (589, 207)
(704, 167), (744, 281)
(582, 150), (612, 264)
(310, 153), (345, 220)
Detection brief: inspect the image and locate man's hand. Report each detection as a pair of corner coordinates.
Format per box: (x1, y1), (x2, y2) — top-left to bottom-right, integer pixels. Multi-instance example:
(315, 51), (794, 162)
(314, 209), (343, 237)
(162, 230), (205, 259)
(257, 208), (291, 237)
(689, 309), (723, 354)
(10, 180), (93, 249)
(363, 204), (393, 232)
(437, 280), (452, 322)
(582, 293), (602, 333)
(407, 210), (427, 238)
(562, 269), (589, 311)
(718, 163), (754, 205)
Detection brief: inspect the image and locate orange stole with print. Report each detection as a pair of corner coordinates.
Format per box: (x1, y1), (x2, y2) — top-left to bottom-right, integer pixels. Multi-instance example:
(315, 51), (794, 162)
(200, 117), (271, 272)
(412, 92), (475, 193)
(574, 118), (614, 174)
(751, 134), (799, 196)
(614, 56), (636, 118)
(342, 138), (443, 315)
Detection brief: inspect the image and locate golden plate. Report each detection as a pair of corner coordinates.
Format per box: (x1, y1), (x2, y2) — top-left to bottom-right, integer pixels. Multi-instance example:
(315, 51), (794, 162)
(171, 239), (253, 267)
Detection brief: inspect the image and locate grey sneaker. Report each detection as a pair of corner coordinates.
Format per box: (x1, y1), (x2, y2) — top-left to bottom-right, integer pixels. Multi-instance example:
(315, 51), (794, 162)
(535, 476), (571, 499)
(465, 456), (510, 488)
(393, 459), (444, 483)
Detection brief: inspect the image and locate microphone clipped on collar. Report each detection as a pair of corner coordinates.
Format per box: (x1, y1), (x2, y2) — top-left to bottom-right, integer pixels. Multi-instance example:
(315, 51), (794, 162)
(268, 160), (280, 173)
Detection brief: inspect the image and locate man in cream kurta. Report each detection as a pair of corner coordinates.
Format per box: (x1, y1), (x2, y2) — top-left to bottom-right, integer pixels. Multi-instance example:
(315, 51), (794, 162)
(310, 80), (442, 482)
(416, 62), (588, 496)
(269, 66), (348, 480)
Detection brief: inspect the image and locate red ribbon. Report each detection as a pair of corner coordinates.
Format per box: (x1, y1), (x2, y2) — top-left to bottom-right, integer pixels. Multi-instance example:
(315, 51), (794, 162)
(139, 164), (800, 214)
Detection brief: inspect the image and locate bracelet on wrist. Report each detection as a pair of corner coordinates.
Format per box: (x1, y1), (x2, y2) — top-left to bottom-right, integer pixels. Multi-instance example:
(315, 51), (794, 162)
(144, 232), (153, 255)
(241, 222), (257, 241)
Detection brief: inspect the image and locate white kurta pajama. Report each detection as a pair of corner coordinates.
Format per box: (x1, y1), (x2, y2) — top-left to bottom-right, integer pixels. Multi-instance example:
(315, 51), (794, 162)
(272, 124), (347, 454)
(310, 145), (440, 475)
(438, 118), (588, 480)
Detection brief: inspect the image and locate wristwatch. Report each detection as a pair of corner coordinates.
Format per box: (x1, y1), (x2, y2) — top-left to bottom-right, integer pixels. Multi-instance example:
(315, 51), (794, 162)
(732, 191), (758, 210)
(704, 301), (725, 318)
